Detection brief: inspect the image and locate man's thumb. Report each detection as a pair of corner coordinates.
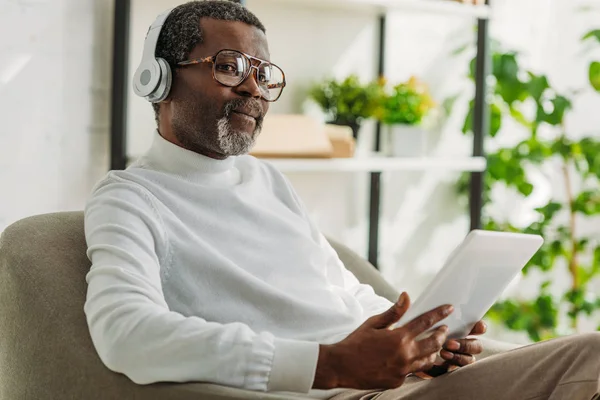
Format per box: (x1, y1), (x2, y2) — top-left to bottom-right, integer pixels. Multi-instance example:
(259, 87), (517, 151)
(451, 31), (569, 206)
(367, 292), (409, 329)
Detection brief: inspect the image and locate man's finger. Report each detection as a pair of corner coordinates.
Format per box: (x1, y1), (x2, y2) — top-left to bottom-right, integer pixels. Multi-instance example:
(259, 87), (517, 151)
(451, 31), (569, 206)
(416, 326), (448, 357)
(440, 350), (476, 366)
(365, 292), (410, 329)
(444, 338), (483, 355)
(409, 354), (438, 375)
(403, 305), (454, 337)
(469, 320), (487, 335)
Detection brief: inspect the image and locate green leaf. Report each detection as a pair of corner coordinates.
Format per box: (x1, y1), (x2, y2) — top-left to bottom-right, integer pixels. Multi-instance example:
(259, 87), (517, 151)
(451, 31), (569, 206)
(538, 95), (572, 126)
(551, 136), (573, 160)
(526, 245), (552, 272)
(494, 53), (527, 105)
(535, 294), (558, 327)
(594, 246), (600, 270)
(578, 266), (591, 287)
(460, 97), (500, 137)
(469, 57), (477, 81)
(517, 181), (534, 196)
(541, 280), (552, 290)
(456, 171), (471, 198)
(582, 29), (600, 43)
(462, 99), (475, 135)
(589, 61), (600, 92)
(578, 137), (600, 178)
(565, 289), (599, 318)
(581, 245), (600, 286)
(493, 52), (519, 82)
(527, 73), (550, 102)
(490, 102), (502, 137)
(509, 106), (532, 128)
(517, 138), (552, 164)
(572, 191), (600, 215)
(549, 240), (565, 258)
(535, 202), (562, 220)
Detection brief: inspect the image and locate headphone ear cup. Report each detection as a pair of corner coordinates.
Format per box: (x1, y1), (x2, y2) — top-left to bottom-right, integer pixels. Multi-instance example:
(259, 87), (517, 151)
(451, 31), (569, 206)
(148, 58), (172, 103)
(133, 59), (161, 99)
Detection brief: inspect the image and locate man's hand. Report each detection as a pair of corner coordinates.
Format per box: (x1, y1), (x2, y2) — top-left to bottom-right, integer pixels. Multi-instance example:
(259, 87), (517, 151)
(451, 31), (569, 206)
(440, 320), (487, 367)
(417, 320), (487, 379)
(313, 292), (453, 390)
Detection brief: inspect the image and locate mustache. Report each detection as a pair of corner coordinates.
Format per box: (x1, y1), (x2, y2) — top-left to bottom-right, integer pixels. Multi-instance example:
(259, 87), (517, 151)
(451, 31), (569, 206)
(222, 98), (265, 123)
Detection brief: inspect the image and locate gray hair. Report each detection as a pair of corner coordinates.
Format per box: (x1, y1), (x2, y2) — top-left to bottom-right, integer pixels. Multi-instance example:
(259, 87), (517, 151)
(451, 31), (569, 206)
(151, 0), (266, 124)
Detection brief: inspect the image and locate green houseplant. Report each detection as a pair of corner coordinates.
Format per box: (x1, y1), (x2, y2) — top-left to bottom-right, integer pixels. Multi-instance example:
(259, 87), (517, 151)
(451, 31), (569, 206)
(457, 29), (600, 342)
(378, 76), (435, 125)
(309, 75), (382, 139)
(376, 76), (435, 157)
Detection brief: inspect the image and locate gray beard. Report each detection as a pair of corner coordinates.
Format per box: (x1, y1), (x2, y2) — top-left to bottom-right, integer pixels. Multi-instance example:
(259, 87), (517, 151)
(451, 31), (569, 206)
(171, 95), (264, 158)
(216, 98), (263, 156)
(216, 115), (258, 156)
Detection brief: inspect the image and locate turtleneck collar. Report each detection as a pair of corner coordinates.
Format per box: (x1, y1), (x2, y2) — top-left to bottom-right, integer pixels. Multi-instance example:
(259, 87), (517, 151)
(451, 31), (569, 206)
(144, 130), (236, 178)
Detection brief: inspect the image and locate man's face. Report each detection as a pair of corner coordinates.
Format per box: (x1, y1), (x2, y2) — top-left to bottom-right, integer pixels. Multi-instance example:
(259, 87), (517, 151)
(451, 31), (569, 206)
(167, 18), (270, 158)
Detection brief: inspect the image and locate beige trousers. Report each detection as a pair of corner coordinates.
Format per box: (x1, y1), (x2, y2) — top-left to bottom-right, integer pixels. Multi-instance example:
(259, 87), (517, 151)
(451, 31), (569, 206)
(330, 333), (600, 400)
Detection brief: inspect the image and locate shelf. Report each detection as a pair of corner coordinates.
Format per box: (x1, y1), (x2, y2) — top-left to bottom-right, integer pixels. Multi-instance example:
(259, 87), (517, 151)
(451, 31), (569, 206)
(259, 0), (492, 19)
(261, 155), (486, 173)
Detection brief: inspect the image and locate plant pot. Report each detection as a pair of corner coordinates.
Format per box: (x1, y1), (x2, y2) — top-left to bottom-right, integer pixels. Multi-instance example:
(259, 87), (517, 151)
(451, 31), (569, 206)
(329, 120), (361, 140)
(383, 124), (427, 157)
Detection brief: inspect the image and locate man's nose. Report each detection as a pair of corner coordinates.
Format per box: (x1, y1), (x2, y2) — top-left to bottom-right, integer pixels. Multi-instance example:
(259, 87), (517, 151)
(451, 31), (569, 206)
(234, 66), (262, 99)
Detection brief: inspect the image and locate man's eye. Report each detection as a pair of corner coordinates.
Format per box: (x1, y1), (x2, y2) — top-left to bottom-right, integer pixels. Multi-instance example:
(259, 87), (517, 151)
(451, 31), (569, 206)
(216, 64), (237, 72)
(258, 73), (268, 83)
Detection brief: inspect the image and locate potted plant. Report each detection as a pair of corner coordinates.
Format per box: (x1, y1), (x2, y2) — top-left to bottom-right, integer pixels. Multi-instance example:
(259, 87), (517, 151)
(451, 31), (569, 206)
(309, 75), (382, 140)
(377, 76), (435, 157)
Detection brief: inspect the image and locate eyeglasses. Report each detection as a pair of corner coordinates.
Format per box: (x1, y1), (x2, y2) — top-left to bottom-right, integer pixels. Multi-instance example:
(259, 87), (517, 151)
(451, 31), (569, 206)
(177, 49), (286, 102)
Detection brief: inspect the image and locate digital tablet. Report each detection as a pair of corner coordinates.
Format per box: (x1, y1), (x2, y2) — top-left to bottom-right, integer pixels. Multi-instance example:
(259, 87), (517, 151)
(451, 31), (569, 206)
(392, 229), (544, 339)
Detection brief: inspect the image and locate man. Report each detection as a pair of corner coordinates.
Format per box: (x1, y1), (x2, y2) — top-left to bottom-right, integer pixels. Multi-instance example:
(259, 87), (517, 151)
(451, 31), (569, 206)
(84, 1), (600, 399)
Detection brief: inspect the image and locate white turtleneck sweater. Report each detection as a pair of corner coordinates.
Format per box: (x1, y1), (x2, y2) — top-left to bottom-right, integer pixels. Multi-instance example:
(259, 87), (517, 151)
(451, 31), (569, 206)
(84, 131), (393, 397)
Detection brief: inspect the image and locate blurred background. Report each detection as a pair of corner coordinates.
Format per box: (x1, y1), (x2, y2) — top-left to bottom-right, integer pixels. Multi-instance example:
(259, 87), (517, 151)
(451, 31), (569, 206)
(2, 0), (600, 344)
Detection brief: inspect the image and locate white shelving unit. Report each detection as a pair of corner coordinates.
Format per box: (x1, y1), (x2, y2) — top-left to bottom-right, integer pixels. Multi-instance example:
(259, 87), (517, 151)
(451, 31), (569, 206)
(262, 155), (486, 173)
(261, 0), (492, 19)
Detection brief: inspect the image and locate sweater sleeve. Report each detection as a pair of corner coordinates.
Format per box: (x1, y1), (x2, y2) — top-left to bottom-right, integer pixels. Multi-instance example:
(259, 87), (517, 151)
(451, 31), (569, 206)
(84, 178), (319, 392)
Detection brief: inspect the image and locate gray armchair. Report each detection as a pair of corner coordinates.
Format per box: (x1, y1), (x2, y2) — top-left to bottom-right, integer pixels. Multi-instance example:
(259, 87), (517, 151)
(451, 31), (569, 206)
(0, 212), (517, 399)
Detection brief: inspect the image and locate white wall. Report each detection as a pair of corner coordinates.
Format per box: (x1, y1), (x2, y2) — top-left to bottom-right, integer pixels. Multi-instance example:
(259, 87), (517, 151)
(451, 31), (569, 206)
(0, 0), (112, 231)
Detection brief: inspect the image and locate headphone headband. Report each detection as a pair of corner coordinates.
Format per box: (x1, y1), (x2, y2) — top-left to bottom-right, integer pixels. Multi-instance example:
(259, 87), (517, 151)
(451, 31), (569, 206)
(132, 8), (174, 103)
(141, 8), (173, 62)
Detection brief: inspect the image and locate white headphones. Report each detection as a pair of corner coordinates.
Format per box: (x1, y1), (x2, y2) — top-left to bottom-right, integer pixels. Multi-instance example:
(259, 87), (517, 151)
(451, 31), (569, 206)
(132, 8), (174, 103)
